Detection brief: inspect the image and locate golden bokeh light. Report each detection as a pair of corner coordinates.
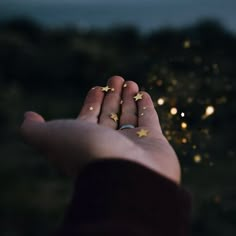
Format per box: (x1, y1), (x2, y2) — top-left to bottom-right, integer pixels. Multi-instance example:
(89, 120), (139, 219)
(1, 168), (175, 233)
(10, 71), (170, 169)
(170, 107), (178, 115)
(183, 40), (191, 49)
(205, 106), (215, 116)
(182, 138), (188, 144)
(181, 122), (188, 129)
(193, 154), (202, 163)
(156, 80), (163, 86)
(157, 98), (165, 106)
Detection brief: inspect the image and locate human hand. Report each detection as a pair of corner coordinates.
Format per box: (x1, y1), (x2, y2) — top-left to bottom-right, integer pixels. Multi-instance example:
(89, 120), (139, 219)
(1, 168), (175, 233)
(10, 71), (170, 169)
(21, 76), (181, 184)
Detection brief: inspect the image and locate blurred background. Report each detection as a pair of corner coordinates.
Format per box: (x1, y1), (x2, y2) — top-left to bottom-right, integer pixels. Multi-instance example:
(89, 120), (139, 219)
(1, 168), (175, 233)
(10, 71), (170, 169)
(0, 0), (235, 235)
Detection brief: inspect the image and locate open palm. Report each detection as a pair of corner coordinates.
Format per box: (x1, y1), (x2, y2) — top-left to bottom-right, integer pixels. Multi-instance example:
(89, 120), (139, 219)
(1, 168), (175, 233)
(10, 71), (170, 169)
(21, 76), (180, 184)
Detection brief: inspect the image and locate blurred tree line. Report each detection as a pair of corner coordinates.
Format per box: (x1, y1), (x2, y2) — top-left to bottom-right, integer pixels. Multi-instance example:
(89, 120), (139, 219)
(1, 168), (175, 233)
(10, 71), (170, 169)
(0, 18), (235, 236)
(0, 18), (235, 92)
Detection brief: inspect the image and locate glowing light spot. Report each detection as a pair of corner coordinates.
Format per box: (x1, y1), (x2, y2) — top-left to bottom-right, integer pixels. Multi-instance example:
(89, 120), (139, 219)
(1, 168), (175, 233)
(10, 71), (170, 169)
(183, 40), (191, 49)
(165, 130), (170, 135)
(157, 98), (165, 106)
(205, 106), (215, 116)
(171, 79), (178, 85)
(187, 97), (193, 103)
(167, 86), (173, 92)
(212, 64), (220, 74)
(182, 138), (187, 144)
(193, 154), (202, 163)
(181, 122), (188, 129)
(202, 105), (215, 119)
(170, 107), (178, 115)
(216, 96), (227, 104)
(181, 112), (185, 117)
(156, 80), (163, 86)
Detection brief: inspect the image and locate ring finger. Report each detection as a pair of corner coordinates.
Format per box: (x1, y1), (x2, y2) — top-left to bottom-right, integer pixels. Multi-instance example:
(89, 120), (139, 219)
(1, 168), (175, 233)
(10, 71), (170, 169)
(119, 81), (139, 128)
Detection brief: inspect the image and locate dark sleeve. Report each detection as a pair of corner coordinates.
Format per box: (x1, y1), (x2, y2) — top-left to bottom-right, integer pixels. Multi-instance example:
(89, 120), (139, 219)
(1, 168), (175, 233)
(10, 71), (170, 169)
(56, 159), (192, 236)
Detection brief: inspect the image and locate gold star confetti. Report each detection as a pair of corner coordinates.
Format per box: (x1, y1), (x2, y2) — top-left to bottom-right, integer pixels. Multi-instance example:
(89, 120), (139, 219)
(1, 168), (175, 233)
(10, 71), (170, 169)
(110, 113), (119, 122)
(136, 129), (149, 138)
(101, 86), (111, 92)
(89, 106), (94, 111)
(133, 92), (143, 101)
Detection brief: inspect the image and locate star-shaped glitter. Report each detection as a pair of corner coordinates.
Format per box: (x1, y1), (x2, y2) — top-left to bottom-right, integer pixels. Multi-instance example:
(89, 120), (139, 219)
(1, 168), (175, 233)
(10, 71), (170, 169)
(136, 129), (149, 138)
(133, 92), (143, 101)
(101, 86), (111, 92)
(110, 113), (119, 122)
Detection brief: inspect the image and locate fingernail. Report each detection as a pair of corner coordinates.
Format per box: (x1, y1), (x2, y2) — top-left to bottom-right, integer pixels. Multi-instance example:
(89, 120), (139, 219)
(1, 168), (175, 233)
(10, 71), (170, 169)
(24, 111), (35, 120)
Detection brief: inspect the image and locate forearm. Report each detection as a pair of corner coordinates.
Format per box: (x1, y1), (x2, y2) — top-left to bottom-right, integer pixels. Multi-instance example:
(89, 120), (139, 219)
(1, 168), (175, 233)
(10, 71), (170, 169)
(56, 159), (191, 236)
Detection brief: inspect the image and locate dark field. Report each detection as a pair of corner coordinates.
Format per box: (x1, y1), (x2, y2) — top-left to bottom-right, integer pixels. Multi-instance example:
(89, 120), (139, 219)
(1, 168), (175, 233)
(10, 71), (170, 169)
(0, 18), (235, 235)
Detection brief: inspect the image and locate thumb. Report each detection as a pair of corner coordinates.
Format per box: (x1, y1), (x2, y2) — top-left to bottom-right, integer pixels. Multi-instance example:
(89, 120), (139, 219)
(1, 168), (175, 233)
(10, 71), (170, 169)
(21, 111), (46, 147)
(23, 111), (45, 123)
(20, 112), (87, 175)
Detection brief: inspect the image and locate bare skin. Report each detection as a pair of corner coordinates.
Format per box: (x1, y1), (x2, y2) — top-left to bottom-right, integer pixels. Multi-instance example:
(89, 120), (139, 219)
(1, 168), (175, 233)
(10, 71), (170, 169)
(21, 76), (181, 184)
